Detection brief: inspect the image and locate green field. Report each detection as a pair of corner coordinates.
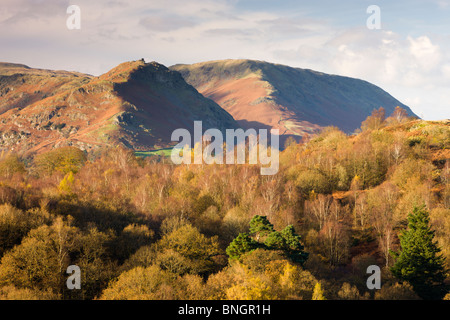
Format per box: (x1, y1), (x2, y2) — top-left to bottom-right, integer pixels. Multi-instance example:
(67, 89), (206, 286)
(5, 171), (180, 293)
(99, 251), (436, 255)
(135, 148), (174, 157)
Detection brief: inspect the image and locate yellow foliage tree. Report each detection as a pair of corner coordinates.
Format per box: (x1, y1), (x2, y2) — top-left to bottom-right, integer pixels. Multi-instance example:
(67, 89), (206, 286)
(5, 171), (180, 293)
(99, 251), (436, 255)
(226, 268), (275, 300)
(312, 282), (326, 300)
(58, 171), (75, 194)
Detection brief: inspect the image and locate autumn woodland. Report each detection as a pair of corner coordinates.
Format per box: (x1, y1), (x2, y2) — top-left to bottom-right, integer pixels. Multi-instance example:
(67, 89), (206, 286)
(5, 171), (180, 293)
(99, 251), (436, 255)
(0, 108), (448, 300)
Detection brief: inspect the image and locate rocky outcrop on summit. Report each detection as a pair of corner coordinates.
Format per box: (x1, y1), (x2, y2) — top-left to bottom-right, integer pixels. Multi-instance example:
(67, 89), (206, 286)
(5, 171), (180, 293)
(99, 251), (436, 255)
(0, 60), (238, 154)
(171, 59), (418, 141)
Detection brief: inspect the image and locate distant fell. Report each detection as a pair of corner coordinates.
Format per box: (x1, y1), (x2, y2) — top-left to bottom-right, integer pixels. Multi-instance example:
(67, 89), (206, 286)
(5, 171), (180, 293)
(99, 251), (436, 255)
(171, 59), (418, 140)
(0, 60), (238, 154)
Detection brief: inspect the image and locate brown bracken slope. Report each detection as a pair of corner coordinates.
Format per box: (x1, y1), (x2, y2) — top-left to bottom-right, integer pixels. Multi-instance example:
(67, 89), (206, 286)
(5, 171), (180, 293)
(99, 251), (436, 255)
(0, 60), (238, 155)
(171, 59), (418, 144)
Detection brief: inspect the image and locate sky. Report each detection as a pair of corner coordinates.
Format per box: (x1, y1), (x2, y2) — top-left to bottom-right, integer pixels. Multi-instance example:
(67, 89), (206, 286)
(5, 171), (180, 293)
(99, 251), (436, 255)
(1, 0), (449, 120)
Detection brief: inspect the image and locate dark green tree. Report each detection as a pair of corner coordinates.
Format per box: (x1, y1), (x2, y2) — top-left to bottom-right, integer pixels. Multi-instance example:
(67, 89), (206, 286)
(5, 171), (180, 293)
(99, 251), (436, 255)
(226, 233), (258, 260)
(390, 205), (448, 300)
(280, 225), (309, 266)
(228, 216), (309, 266)
(264, 231), (286, 250)
(249, 215), (274, 241)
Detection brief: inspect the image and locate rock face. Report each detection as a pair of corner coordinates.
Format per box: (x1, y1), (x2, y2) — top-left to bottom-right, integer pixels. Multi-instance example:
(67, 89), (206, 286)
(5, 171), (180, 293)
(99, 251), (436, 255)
(0, 60), (238, 154)
(171, 59), (418, 141)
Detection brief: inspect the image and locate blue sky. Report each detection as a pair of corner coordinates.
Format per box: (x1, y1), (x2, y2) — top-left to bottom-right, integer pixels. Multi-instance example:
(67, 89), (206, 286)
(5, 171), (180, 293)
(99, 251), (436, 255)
(1, 0), (449, 119)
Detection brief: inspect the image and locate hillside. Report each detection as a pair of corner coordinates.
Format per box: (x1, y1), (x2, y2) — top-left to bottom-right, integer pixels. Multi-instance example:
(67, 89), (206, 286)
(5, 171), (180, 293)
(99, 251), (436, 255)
(0, 117), (448, 300)
(0, 60), (238, 154)
(171, 59), (418, 141)
(0, 59), (419, 155)
(0, 62), (92, 115)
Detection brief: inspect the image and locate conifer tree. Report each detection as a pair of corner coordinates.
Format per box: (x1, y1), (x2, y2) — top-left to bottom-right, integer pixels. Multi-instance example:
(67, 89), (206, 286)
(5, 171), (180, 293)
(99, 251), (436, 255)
(227, 216), (309, 265)
(280, 225), (309, 266)
(264, 231), (286, 250)
(226, 233), (258, 260)
(390, 205), (448, 300)
(249, 215), (274, 241)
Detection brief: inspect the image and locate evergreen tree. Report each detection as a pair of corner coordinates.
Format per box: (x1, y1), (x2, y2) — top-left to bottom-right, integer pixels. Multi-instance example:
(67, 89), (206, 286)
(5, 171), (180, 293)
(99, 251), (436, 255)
(226, 233), (258, 260)
(228, 216), (309, 266)
(390, 205), (448, 300)
(249, 215), (274, 241)
(264, 231), (286, 250)
(280, 225), (309, 266)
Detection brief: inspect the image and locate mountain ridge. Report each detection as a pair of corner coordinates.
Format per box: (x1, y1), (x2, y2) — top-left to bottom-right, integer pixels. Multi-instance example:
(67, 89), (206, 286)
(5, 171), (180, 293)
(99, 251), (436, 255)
(0, 58), (419, 155)
(0, 60), (238, 154)
(170, 59), (418, 140)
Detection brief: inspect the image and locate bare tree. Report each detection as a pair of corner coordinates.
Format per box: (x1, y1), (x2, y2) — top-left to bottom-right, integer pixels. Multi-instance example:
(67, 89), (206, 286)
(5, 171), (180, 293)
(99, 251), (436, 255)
(305, 194), (334, 229)
(368, 182), (399, 266)
(319, 201), (350, 265)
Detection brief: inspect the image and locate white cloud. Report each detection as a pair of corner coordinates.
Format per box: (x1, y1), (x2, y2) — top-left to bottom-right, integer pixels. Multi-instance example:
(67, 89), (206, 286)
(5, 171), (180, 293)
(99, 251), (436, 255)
(407, 36), (442, 71)
(0, 0), (449, 119)
(272, 27), (450, 120)
(442, 64), (450, 79)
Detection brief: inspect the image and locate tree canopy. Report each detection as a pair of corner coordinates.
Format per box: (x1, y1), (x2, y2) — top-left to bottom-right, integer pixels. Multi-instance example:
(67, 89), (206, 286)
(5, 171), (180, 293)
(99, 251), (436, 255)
(391, 205), (448, 300)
